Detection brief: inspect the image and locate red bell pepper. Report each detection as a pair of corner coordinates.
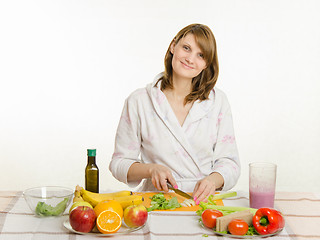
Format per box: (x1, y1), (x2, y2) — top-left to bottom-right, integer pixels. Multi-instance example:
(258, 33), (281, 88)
(252, 208), (285, 235)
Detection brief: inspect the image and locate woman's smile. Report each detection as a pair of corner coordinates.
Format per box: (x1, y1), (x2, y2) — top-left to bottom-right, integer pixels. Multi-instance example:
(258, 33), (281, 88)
(180, 61), (194, 69)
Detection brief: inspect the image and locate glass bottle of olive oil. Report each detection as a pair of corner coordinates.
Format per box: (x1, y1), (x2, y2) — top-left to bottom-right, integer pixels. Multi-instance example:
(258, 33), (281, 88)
(85, 149), (99, 193)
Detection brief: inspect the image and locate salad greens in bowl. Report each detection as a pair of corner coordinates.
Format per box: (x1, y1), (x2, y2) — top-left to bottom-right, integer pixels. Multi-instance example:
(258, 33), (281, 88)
(23, 186), (73, 217)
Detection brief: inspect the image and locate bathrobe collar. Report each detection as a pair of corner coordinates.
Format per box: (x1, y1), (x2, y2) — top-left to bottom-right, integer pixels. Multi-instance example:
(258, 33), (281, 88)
(146, 75), (216, 172)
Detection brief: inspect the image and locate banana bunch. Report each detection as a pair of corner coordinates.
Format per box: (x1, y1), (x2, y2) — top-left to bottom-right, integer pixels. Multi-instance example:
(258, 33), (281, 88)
(73, 185), (84, 202)
(72, 185), (144, 209)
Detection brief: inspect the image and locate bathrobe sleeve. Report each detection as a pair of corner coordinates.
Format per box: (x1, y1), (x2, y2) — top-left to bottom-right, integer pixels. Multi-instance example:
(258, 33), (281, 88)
(211, 94), (240, 191)
(109, 94), (142, 188)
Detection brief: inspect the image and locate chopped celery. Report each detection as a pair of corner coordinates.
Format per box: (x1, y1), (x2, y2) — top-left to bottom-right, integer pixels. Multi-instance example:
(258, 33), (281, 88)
(209, 191), (237, 201)
(196, 191), (257, 216)
(196, 203), (257, 216)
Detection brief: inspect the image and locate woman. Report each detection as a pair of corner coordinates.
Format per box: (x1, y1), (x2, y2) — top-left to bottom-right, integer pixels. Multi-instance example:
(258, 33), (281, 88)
(109, 24), (240, 204)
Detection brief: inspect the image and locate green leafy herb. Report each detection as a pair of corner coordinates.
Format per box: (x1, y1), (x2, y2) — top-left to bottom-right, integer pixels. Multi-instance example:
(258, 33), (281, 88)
(202, 234), (209, 237)
(147, 193), (181, 212)
(246, 225), (259, 236)
(35, 197), (69, 216)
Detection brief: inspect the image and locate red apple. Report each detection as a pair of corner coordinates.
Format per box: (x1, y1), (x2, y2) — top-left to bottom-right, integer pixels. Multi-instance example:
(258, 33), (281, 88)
(69, 206), (96, 233)
(123, 204), (148, 228)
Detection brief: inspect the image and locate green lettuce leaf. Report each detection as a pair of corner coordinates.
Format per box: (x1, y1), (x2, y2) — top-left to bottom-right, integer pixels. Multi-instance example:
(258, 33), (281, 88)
(147, 193), (181, 212)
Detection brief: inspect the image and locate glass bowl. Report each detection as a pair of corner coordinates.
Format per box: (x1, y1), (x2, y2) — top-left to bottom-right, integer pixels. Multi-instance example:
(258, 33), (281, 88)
(23, 186), (74, 217)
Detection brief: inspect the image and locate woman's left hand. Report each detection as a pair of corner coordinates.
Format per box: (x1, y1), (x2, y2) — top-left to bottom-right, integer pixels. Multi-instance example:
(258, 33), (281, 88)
(192, 177), (216, 204)
(193, 172), (224, 204)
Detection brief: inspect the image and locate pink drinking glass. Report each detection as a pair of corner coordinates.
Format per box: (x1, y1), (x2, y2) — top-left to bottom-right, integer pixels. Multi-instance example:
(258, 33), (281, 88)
(249, 162), (277, 209)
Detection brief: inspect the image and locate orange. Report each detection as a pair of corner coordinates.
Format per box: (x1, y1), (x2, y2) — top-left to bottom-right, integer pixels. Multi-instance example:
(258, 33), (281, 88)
(94, 200), (123, 218)
(96, 210), (122, 234)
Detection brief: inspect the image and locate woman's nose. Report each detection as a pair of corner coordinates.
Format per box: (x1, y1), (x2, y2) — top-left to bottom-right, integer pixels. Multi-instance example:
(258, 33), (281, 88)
(185, 54), (194, 64)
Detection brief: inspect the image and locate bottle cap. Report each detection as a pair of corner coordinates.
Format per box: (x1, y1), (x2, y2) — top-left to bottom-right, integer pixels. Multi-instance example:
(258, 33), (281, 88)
(87, 149), (96, 156)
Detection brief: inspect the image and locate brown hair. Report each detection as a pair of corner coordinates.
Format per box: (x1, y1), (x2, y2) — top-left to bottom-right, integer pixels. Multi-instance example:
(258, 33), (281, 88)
(156, 23), (219, 105)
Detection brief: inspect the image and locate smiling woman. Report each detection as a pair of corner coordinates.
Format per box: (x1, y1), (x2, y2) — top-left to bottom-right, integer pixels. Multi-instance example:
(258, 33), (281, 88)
(160, 23), (219, 104)
(109, 23), (240, 204)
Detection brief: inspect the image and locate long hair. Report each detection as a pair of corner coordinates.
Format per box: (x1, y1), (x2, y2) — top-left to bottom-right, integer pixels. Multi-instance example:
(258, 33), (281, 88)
(156, 23), (219, 105)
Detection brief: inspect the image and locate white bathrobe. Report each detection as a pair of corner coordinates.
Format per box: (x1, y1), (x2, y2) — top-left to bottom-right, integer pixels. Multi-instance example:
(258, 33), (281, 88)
(109, 75), (240, 192)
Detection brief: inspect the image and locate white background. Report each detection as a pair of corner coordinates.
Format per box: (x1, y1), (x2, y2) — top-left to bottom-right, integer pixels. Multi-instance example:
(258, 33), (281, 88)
(1, 0), (319, 193)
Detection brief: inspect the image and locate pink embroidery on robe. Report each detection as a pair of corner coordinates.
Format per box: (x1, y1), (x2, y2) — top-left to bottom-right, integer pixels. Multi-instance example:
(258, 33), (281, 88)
(136, 88), (146, 95)
(214, 164), (224, 169)
(155, 89), (166, 105)
(196, 173), (203, 178)
(217, 112), (223, 127)
(128, 141), (140, 150)
(144, 134), (154, 144)
(120, 114), (131, 125)
(112, 152), (123, 158)
(221, 135), (235, 144)
(232, 165), (239, 174)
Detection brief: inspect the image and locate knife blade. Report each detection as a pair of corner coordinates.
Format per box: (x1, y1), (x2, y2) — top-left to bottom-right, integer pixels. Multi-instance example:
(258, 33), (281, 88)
(167, 183), (193, 199)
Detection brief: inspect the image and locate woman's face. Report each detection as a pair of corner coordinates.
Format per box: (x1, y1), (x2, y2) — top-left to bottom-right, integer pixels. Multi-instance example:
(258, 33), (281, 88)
(170, 33), (207, 82)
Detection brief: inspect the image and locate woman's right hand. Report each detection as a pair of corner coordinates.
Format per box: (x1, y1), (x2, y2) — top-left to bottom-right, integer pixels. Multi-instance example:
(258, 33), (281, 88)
(148, 164), (177, 192)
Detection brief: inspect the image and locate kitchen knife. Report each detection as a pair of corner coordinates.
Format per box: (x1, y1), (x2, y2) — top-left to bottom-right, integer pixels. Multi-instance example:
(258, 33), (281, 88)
(167, 183), (193, 199)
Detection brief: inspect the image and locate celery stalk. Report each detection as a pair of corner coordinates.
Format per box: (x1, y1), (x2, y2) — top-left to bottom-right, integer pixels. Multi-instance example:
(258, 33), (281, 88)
(196, 191), (257, 216)
(196, 197), (258, 216)
(200, 204), (257, 215)
(210, 191), (237, 201)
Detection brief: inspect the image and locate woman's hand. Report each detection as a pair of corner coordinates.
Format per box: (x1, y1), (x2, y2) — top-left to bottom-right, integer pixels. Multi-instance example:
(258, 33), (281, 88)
(193, 172), (224, 204)
(127, 162), (177, 191)
(148, 164), (177, 192)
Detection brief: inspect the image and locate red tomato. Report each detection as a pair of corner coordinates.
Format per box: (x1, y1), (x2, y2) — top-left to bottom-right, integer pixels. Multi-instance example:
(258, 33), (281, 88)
(201, 209), (223, 228)
(228, 219), (249, 235)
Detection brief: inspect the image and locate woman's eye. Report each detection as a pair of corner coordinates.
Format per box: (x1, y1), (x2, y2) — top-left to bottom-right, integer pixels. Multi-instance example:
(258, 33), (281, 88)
(198, 53), (204, 58)
(183, 45), (190, 51)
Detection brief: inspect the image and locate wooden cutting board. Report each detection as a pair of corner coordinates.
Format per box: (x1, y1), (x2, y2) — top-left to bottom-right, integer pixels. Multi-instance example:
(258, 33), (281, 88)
(133, 192), (223, 211)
